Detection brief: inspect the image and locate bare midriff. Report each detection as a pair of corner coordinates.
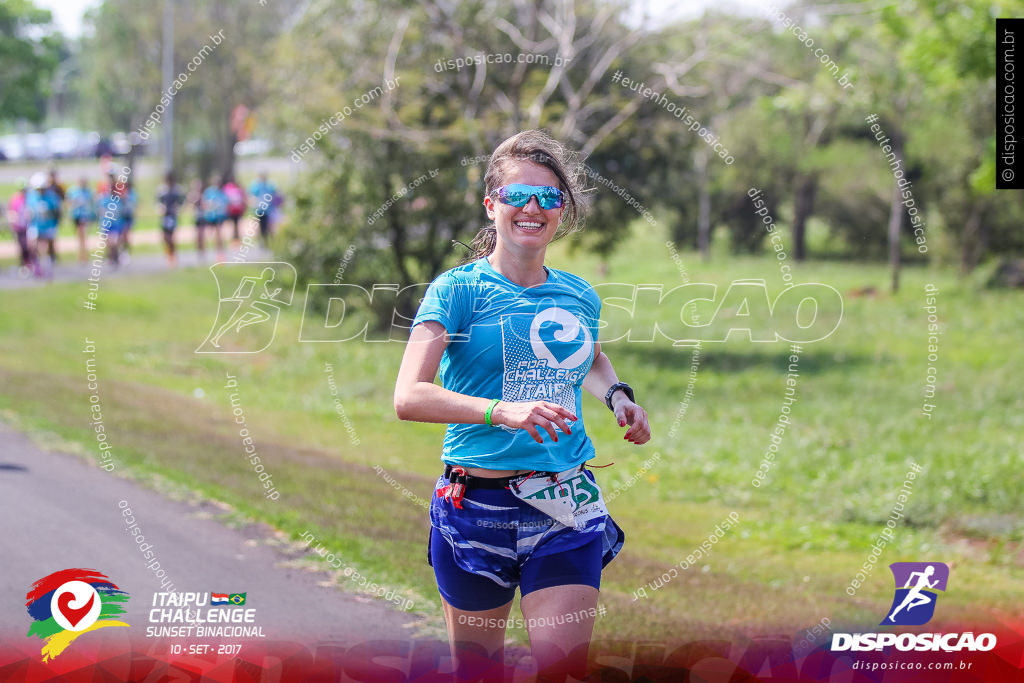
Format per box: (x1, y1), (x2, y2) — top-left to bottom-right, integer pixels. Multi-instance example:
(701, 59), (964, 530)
(460, 466), (534, 478)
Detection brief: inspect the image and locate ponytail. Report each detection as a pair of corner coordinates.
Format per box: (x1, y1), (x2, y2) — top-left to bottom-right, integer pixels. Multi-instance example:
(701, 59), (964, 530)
(459, 225), (497, 262)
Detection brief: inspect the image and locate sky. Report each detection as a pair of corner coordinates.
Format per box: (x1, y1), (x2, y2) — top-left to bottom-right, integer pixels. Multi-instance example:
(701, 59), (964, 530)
(35, 0), (98, 37)
(38, 0), (766, 39)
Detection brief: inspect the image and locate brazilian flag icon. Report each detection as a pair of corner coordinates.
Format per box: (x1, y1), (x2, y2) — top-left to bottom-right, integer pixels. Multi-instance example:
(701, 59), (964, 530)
(228, 593), (246, 605)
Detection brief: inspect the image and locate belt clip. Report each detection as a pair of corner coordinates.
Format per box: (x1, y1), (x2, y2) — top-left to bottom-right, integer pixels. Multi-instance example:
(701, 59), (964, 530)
(447, 466), (468, 509)
(545, 471), (568, 497)
(509, 469), (537, 495)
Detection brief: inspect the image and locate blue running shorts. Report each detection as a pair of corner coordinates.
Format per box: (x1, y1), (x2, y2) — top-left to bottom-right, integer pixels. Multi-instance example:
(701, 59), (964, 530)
(427, 465), (625, 611)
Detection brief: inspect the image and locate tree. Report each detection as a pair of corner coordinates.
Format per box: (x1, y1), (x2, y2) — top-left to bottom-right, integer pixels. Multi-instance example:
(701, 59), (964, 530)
(0, 0), (63, 123)
(271, 0), (690, 326)
(77, 0), (293, 178)
(880, 0), (1016, 273)
(77, 0), (161, 169)
(660, 11), (804, 257)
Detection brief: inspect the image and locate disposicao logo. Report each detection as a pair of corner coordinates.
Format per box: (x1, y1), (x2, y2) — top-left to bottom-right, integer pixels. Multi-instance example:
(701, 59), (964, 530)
(25, 569), (130, 661)
(832, 562), (996, 653)
(883, 561), (948, 626)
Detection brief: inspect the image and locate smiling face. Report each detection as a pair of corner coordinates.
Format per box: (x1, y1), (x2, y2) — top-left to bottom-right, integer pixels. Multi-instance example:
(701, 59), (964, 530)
(483, 160), (563, 257)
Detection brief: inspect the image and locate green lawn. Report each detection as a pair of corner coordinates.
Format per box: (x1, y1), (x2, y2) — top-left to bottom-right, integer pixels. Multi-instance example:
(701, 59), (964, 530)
(1, 218), (1021, 648)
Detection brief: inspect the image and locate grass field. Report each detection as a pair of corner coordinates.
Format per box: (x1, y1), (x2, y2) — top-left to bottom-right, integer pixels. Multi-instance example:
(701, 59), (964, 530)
(1, 218), (1021, 648)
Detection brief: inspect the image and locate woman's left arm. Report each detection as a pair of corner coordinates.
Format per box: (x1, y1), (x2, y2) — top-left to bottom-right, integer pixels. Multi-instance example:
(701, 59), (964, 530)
(583, 341), (651, 444)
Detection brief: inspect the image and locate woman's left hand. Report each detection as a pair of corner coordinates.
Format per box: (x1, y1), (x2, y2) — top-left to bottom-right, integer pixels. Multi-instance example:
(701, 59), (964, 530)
(613, 400), (650, 444)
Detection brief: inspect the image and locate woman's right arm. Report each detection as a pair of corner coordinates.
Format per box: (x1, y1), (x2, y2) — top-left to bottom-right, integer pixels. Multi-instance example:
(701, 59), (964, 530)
(393, 320), (576, 442)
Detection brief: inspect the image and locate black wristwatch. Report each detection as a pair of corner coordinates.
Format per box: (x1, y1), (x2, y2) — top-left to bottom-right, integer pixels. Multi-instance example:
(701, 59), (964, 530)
(605, 382), (634, 411)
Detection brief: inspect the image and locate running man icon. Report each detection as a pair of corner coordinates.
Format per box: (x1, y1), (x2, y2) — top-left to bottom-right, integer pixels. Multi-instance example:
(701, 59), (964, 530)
(887, 565), (938, 622)
(881, 562), (949, 626)
(209, 268), (284, 346)
(197, 262), (296, 354)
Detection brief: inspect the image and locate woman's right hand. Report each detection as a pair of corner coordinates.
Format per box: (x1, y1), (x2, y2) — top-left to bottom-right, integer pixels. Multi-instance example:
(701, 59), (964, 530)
(491, 401), (577, 443)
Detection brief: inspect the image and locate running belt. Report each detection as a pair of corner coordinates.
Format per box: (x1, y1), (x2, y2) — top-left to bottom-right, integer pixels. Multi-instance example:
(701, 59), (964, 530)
(442, 463), (584, 490)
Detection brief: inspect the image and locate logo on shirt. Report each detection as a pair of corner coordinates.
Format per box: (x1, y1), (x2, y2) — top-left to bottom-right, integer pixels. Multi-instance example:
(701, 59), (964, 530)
(530, 307), (594, 369)
(500, 306), (594, 428)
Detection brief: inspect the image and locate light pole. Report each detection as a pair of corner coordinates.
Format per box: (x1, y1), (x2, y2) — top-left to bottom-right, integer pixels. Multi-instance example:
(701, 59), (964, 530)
(161, 0), (174, 173)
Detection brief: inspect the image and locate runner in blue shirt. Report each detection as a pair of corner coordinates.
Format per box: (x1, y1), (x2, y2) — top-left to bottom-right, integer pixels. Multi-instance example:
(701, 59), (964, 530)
(395, 130), (651, 681)
(68, 177), (97, 262)
(27, 173), (61, 275)
(248, 172), (276, 246)
(117, 180), (138, 261)
(95, 174), (125, 265)
(201, 178), (228, 260)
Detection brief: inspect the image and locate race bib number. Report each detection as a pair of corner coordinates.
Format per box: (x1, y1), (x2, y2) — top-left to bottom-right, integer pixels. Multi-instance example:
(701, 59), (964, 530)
(509, 467), (607, 530)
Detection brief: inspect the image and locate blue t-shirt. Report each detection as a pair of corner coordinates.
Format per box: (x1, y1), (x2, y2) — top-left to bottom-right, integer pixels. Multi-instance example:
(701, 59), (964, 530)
(121, 188), (138, 220)
(68, 186), (96, 221)
(248, 180), (276, 213)
(27, 189), (60, 232)
(411, 256), (602, 471)
(95, 192), (124, 233)
(202, 186), (228, 223)
(248, 180), (276, 199)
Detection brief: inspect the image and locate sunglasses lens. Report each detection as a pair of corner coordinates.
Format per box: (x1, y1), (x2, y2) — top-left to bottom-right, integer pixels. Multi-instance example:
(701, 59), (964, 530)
(497, 185), (564, 209)
(501, 188), (532, 207)
(537, 188), (564, 209)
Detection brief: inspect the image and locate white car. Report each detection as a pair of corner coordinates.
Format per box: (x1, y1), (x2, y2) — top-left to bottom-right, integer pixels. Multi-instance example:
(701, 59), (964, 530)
(0, 135), (25, 161)
(111, 132), (132, 155)
(46, 128), (81, 158)
(234, 138), (272, 156)
(23, 134), (49, 159)
(78, 131), (101, 157)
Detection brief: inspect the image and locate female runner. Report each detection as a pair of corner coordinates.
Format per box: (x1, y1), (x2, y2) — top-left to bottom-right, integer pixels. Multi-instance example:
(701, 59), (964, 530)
(395, 129), (650, 681)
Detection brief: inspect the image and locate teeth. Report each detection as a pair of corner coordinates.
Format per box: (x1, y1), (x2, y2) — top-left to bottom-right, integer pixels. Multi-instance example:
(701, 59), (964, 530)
(516, 221), (543, 229)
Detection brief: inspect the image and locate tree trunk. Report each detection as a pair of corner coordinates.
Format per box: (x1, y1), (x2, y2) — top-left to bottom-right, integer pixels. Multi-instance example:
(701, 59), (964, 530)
(126, 117), (139, 175)
(960, 200), (987, 274)
(887, 172), (904, 293)
(695, 147), (710, 260)
(217, 115), (237, 182)
(223, 132), (238, 181)
(792, 173), (817, 262)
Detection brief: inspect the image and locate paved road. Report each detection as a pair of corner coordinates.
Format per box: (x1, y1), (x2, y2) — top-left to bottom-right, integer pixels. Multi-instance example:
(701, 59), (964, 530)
(0, 420), (428, 648)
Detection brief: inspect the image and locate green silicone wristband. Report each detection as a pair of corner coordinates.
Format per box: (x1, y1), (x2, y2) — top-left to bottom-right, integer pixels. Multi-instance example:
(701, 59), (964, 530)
(484, 398), (500, 426)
